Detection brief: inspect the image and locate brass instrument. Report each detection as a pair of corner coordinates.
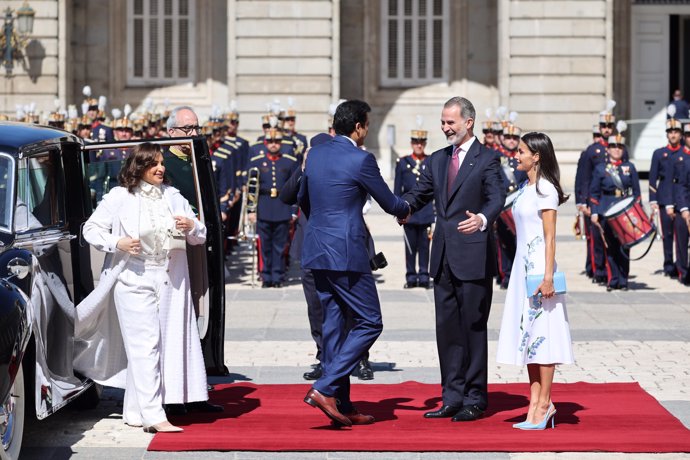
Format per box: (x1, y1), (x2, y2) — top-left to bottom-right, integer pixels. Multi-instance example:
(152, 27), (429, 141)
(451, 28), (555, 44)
(234, 167), (260, 286)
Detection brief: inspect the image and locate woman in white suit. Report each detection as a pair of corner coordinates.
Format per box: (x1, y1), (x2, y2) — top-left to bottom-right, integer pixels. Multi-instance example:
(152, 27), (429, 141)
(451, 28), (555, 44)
(77, 143), (209, 433)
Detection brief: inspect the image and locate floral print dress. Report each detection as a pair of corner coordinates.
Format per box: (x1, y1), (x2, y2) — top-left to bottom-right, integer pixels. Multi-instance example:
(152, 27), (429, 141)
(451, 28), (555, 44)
(496, 178), (575, 366)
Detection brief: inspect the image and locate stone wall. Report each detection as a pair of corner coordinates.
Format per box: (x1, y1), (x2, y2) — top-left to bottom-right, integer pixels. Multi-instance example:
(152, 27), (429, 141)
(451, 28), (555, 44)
(498, 0), (613, 157)
(0, 0), (60, 116)
(231, 0), (339, 140)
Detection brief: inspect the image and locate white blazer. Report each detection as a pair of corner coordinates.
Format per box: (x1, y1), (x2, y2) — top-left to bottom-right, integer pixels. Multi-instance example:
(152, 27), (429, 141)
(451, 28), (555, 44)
(73, 185), (207, 397)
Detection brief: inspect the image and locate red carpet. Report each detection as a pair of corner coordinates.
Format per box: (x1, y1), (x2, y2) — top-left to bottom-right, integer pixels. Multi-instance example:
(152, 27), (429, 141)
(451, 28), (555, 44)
(148, 381), (690, 452)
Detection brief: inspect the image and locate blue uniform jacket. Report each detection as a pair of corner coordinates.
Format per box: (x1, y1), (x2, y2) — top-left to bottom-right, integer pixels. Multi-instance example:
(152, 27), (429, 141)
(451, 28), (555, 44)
(394, 155), (435, 225)
(649, 145), (681, 205)
(589, 160), (641, 216)
(673, 147), (690, 211)
(298, 136), (409, 273)
(247, 149), (299, 222)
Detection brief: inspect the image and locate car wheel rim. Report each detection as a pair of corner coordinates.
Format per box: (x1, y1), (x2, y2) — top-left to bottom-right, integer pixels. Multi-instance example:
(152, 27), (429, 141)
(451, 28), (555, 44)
(1, 365), (24, 459)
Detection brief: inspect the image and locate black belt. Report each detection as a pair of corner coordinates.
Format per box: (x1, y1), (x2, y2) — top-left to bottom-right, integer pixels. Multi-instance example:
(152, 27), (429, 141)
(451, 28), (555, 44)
(602, 191), (626, 197)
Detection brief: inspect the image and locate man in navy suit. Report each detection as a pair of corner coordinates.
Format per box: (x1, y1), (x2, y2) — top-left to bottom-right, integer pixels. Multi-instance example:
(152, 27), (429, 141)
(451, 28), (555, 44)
(299, 100), (410, 426)
(403, 96), (505, 422)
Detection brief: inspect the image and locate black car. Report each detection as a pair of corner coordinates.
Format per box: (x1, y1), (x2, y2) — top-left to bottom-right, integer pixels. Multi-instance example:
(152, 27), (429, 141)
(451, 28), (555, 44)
(0, 122), (226, 459)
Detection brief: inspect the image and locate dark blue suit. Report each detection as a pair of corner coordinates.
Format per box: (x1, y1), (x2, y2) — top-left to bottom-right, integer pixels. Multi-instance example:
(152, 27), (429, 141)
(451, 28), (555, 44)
(298, 135), (409, 410)
(394, 154), (435, 285)
(403, 138), (505, 409)
(649, 145), (681, 275)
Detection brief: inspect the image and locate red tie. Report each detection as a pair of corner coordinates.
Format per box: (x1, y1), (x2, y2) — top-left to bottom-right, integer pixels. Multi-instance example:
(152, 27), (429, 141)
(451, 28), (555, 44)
(447, 145), (460, 194)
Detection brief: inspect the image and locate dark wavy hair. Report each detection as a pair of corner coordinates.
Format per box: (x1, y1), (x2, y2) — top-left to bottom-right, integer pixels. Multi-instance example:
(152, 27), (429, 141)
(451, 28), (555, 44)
(333, 100), (371, 136)
(521, 132), (569, 205)
(118, 142), (168, 192)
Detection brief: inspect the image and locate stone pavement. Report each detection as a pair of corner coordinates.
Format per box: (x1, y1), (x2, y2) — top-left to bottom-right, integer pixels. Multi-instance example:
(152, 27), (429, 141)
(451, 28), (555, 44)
(21, 174), (690, 460)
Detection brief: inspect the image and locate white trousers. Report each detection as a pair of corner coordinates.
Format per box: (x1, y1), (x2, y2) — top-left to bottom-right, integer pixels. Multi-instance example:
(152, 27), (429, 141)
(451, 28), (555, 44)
(114, 258), (168, 427)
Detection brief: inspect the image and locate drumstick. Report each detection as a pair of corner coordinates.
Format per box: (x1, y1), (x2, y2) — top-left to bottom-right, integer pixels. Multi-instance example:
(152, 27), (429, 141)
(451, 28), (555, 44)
(594, 221), (608, 249)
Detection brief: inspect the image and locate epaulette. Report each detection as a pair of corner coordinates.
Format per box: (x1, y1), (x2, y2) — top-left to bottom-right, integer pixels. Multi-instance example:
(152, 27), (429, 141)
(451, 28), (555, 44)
(214, 151), (228, 160)
(217, 146), (235, 154)
(281, 139), (295, 145)
(250, 153), (265, 162)
(282, 154), (297, 162)
(250, 140), (263, 147)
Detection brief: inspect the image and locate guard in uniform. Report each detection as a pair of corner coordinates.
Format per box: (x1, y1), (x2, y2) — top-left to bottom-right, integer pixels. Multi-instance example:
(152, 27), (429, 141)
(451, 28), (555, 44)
(394, 128), (434, 288)
(495, 123), (527, 288)
(574, 125), (605, 278)
(590, 133), (641, 291)
(247, 128), (299, 288)
(282, 107), (307, 160)
(649, 114), (683, 277)
(579, 105), (617, 284)
(672, 124), (690, 285)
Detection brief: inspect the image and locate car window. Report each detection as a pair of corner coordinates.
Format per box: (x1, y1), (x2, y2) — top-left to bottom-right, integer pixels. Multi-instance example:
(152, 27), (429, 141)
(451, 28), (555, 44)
(0, 153), (13, 233)
(83, 140), (202, 216)
(16, 152), (65, 231)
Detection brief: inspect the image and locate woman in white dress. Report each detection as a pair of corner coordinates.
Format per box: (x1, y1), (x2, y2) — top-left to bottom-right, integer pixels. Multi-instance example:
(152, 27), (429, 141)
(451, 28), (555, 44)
(77, 143), (209, 433)
(496, 132), (574, 430)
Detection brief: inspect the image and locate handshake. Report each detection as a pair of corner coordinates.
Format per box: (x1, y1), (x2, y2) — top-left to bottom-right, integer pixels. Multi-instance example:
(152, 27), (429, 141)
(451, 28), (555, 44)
(397, 202), (413, 225)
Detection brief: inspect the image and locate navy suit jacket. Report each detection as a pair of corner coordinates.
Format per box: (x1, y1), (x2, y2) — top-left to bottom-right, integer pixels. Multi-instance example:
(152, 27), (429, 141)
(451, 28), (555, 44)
(403, 138), (505, 280)
(298, 136), (409, 273)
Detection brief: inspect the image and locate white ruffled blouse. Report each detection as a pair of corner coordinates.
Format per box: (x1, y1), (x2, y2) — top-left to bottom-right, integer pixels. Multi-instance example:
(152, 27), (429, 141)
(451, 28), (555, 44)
(137, 181), (173, 258)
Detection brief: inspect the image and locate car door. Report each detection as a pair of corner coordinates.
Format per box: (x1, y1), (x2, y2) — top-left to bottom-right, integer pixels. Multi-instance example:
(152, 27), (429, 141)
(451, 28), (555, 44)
(80, 137), (227, 375)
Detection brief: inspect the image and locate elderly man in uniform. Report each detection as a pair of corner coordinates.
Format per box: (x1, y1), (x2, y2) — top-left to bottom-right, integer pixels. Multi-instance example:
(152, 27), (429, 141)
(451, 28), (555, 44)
(248, 127), (300, 288)
(394, 126), (435, 289)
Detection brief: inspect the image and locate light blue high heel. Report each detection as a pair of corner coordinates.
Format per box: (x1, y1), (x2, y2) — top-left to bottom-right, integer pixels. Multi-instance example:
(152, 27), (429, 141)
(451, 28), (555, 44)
(514, 403), (556, 430)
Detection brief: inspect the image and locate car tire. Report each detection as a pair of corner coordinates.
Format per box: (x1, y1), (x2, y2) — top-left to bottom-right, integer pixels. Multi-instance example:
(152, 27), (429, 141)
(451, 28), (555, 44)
(72, 383), (102, 410)
(1, 363), (25, 460)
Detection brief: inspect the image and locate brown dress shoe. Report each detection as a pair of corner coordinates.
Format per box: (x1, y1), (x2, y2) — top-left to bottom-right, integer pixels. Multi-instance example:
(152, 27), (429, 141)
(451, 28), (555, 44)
(304, 388), (352, 426)
(343, 409), (375, 425)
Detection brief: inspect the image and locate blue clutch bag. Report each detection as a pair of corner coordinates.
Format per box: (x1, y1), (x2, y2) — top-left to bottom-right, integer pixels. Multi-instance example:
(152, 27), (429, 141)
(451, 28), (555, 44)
(525, 271), (566, 297)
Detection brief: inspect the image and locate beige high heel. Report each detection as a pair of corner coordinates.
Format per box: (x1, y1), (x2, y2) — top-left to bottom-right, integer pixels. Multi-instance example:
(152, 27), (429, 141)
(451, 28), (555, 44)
(143, 421), (184, 433)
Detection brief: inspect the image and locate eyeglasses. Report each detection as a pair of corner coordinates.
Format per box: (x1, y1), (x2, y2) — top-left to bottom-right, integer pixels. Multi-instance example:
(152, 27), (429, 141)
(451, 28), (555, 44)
(172, 125), (202, 135)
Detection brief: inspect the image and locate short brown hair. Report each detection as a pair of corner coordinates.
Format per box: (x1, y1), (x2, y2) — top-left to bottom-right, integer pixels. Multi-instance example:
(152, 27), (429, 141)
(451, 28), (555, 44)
(118, 142), (168, 192)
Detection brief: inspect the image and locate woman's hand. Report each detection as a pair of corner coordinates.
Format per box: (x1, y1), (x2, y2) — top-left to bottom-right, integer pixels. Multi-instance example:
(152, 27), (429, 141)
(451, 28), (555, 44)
(536, 277), (555, 299)
(174, 216), (194, 233)
(117, 237), (141, 255)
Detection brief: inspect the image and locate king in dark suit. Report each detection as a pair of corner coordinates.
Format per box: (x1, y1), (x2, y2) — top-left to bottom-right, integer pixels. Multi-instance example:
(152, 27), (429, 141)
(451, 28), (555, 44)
(403, 96), (505, 422)
(298, 100), (410, 427)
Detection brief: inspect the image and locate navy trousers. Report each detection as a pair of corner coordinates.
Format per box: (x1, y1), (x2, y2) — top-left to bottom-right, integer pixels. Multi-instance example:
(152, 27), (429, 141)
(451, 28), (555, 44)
(434, 255), (492, 409)
(311, 269), (382, 413)
(403, 224), (431, 284)
(257, 219), (289, 284)
(659, 210), (676, 275)
(675, 215), (690, 283)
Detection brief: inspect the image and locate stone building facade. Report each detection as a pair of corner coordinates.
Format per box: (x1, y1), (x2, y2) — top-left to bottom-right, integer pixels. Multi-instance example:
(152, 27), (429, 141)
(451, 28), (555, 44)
(1, 0), (689, 176)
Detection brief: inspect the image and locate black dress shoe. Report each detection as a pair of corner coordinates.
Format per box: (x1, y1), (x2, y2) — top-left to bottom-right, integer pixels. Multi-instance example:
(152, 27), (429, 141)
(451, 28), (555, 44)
(273, 282), (283, 288)
(418, 281), (431, 289)
(187, 401), (224, 413)
(403, 281), (418, 289)
(357, 359), (374, 380)
(424, 405), (460, 418)
(451, 404), (485, 422)
(163, 403), (187, 416)
(303, 363), (323, 380)
(262, 281), (273, 288)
